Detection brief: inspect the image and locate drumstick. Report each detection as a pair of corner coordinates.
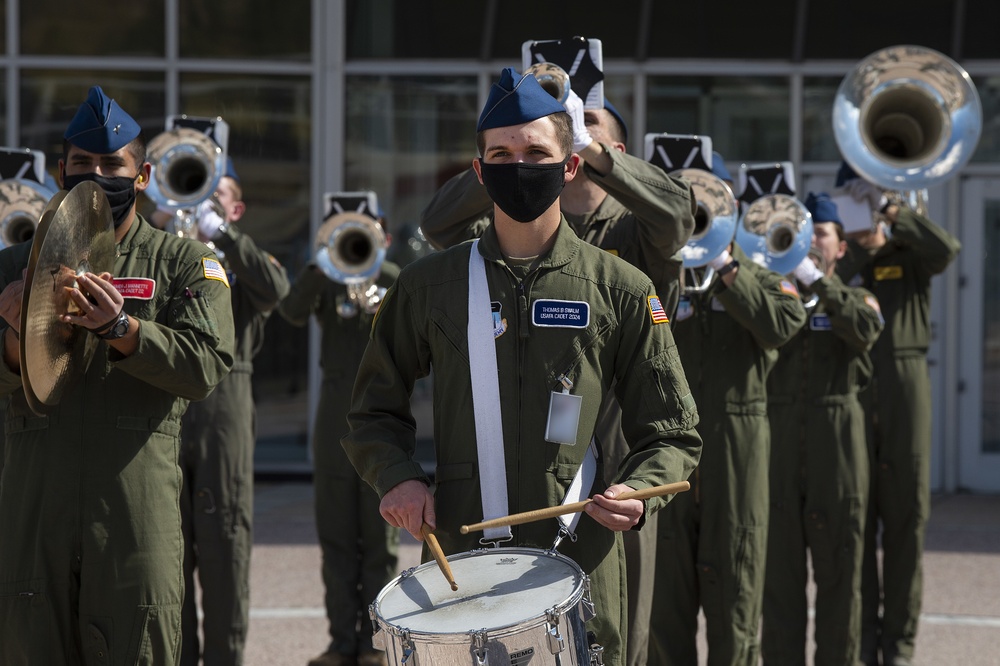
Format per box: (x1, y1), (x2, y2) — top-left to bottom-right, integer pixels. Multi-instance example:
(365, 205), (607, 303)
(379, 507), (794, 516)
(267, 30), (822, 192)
(420, 523), (458, 591)
(459, 480), (691, 534)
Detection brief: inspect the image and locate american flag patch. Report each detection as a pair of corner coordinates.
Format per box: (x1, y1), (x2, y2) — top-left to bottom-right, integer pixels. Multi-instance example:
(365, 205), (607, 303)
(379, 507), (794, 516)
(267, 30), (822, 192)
(647, 296), (670, 325)
(202, 257), (231, 287)
(779, 279), (799, 297)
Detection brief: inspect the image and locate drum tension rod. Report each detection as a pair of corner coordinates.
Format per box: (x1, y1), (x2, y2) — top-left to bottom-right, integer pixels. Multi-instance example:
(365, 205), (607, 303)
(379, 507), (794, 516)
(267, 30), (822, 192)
(473, 630), (489, 666)
(545, 609), (566, 655)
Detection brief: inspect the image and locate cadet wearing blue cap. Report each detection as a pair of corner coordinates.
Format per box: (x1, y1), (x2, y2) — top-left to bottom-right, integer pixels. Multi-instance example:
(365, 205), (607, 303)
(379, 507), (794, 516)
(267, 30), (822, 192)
(762, 192), (884, 665)
(0, 86), (235, 664)
(833, 164), (961, 666)
(179, 154), (290, 665)
(343, 67), (701, 666)
(420, 60), (696, 666)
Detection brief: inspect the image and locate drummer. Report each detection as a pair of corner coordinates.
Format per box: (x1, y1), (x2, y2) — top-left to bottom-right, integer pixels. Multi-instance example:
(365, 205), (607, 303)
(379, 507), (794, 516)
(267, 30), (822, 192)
(342, 67), (702, 666)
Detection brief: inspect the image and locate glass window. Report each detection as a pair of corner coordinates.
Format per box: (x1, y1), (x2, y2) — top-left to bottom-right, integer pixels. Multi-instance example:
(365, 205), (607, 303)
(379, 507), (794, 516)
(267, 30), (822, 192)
(179, 0), (310, 60)
(19, 71), (166, 177)
(983, 198), (1000, 452)
(972, 77), (1000, 163)
(179, 72), (312, 464)
(803, 0), (953, 60)
(345, 75), (479, 232)
(803, 76), (841, 162)
(647, 76), (790, 163)
(20, 1), (165, 56)
(964, 3), (1000, 59)
(490, 1), (642, 60)
(346, 0), (485, 59)
(648, 0), (797, 59)
(0, 0), (6, 53)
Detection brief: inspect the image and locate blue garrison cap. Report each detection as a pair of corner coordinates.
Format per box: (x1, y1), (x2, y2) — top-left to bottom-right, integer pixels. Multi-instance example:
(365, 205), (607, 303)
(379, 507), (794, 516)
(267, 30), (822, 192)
(225, 156), (240, 183)
(835, 160), (859, 187)
(477, 68), (566, 132)
(604, 99), (628, 142)
(711, 151), (732, 182)
(64, 86), (142, 154)
(805, 191), (842, 226)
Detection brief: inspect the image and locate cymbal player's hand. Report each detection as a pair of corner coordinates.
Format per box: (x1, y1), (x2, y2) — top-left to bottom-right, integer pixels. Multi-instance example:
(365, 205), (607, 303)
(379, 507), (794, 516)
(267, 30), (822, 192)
(0, 270), (25, 332)
(62, 271), (124, 332)
(586, 483), (644, 531)
(380, 479), (435, 541)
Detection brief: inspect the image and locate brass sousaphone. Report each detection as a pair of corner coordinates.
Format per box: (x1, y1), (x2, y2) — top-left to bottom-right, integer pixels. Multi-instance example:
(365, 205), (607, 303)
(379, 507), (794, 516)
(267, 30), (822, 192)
(20, 181), (114, 415)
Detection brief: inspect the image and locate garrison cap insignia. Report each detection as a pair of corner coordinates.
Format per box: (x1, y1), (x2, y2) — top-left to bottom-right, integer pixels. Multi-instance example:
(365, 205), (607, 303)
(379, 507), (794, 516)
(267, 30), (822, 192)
(647, 296), (669, 325)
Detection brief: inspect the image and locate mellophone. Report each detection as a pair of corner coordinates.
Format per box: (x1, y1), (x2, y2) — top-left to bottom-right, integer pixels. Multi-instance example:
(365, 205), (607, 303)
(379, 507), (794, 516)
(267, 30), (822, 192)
(370, 481), (690, 665)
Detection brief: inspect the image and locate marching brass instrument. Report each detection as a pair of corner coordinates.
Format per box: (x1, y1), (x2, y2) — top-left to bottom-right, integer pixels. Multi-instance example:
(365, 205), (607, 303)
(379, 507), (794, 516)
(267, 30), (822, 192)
(833, 44), (982, 214)
(672, 168), (739, 292)
(0, 178), (57, 249)
(314, 212), (387, 318)
(145, 127), (226, 238)
(735, 194), (814, 276)
(525, 62), (571, 104)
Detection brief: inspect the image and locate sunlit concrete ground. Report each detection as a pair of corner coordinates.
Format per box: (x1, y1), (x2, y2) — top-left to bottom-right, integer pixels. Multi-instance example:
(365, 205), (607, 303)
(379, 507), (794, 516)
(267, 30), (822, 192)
(237, 484), (1000, 666)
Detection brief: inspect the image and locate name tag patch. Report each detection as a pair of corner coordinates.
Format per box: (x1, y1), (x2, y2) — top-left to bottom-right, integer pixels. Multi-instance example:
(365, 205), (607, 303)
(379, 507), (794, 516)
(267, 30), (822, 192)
(111, 277), (156, 300)
(810, 313), (832, 331)
(532, 299), (589, 328)
(874, 265), (903, 281)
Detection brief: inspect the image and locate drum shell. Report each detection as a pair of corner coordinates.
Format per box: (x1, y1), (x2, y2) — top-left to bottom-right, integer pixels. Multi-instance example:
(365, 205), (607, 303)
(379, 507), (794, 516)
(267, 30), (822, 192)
(371, 547), (594, 665)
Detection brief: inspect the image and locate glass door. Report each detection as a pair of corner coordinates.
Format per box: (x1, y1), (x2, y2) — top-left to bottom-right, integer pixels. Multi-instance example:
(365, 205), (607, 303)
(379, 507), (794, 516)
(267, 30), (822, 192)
(957, 178), (1000, 491)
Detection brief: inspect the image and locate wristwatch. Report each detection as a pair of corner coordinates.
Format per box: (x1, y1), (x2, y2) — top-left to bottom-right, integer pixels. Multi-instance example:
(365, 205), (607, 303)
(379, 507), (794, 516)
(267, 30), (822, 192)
(99, 311), (131, 340)
(717, 259), (740, 277)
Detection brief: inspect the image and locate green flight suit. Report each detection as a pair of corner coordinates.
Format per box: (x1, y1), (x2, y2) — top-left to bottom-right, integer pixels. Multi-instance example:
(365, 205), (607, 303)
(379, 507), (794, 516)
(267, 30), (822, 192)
(279, 261), (401, 659)
(649, 243), (807, 666)
(343, 219), (702, 666)
(420, 146), (696, 666)
(179, 224), (289, 666)
(836, 209), (960, 666)
(762, 274), (883, 666)
(0, 215), (235, 665)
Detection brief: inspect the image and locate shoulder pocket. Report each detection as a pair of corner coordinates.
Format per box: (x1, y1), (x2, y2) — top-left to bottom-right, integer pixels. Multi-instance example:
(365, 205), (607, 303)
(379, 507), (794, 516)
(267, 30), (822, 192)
(639, 344), (698, 433)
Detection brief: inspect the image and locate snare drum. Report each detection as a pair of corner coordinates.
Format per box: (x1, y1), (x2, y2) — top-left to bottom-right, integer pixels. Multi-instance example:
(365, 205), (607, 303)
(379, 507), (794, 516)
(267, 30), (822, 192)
(370, 547), (601, 665)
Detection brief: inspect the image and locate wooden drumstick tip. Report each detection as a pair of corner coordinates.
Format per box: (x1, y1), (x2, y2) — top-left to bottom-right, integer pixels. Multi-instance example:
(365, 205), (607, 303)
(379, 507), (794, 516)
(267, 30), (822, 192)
(420, 523), (458, 591)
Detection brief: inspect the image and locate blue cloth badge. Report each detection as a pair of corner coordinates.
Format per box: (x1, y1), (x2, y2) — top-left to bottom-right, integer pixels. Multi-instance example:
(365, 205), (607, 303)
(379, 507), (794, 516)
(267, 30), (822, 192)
(492, 301), (508, 338)
(810, 313), (832, 331)
(532, 299), (590, 328)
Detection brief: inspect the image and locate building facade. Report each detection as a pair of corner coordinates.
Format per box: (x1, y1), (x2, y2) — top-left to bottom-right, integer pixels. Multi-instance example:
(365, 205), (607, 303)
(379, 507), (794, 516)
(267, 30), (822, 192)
(2, 0), (999, 490)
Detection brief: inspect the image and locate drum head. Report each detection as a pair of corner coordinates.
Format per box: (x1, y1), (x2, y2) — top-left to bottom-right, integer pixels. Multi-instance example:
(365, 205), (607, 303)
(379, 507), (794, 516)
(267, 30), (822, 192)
(376, 548), (585, 634)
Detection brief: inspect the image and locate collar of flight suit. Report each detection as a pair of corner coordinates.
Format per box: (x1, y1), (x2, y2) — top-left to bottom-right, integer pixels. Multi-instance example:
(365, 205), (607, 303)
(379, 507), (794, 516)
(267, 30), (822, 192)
(477, 215), (583, 271)
(114, 213), (153, 256)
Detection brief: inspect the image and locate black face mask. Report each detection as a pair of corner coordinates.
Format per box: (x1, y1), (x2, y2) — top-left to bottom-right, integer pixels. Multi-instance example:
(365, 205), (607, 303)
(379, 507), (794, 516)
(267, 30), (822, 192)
(62, 172), (139, 229)
(479, 158), (568, 223)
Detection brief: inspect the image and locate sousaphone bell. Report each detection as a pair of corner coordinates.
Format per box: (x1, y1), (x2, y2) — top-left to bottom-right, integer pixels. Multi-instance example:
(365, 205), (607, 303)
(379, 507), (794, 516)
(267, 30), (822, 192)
(672, 168), (738, 292)
(20, 181), (115, 415)
(735, 194), (813, 276)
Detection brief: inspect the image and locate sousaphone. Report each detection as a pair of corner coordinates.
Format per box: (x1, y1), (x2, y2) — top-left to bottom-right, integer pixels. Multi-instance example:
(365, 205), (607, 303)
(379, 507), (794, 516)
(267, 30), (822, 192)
(20, 181), (114, 415)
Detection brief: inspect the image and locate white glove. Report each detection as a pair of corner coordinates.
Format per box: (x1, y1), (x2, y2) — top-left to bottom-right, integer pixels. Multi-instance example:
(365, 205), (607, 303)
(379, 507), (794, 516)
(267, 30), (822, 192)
(793, 256), (825, 287)
(846, 178), (888, 212)
(707, 249), (732, 271)
(196, 198), (225, 239)
(563, 90), (592, 153)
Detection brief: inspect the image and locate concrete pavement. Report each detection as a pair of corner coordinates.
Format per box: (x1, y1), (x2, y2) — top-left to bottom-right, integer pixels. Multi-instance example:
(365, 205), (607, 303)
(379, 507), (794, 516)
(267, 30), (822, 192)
(239, 483), (1000, 665)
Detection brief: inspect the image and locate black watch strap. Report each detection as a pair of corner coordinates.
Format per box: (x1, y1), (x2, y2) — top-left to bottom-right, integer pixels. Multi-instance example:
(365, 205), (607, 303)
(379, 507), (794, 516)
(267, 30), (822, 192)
(98, 310), (130, 340)
(717, 259), (739, 277)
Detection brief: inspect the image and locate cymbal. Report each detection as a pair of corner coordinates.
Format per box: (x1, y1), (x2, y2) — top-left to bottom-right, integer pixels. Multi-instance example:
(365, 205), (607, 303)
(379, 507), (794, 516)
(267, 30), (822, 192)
(19, 181), (114, 415)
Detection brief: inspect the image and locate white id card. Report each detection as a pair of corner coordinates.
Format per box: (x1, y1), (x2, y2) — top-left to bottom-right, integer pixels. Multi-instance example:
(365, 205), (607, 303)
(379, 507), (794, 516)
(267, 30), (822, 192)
(545, 390), (582, 445)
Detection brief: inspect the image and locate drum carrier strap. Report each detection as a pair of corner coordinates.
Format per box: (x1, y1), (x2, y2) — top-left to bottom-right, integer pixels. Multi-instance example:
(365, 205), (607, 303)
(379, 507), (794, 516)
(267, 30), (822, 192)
(467, 240), (597, 546)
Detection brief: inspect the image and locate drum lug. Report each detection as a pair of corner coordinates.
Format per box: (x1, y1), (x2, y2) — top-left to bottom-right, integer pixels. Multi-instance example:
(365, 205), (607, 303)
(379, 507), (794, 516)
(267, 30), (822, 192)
(368, 604), (386, 650)
(472, 629), (489, 665)
(588, 636), (605, 666)
(400, 630), (416, 665)
(580, 576), (597, 622)
(545, 609), (565, 655)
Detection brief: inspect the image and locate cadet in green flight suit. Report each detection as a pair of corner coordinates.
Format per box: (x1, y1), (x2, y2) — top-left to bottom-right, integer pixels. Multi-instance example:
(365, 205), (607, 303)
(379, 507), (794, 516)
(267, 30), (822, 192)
(343, 68), (701, 666)
(834, 163), (961, 666)
(0, 86), (234, 665)
(178, 159), (290, 666)
(279, 220), (401, 666)
(762, 193), (884, 666)
(649, 239), (807, 666)
(420, 73), (695, 666)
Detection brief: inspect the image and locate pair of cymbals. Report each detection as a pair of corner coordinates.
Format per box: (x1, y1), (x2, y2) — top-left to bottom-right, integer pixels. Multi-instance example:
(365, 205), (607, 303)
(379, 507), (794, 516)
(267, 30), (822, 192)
(19, 181), (114, 415)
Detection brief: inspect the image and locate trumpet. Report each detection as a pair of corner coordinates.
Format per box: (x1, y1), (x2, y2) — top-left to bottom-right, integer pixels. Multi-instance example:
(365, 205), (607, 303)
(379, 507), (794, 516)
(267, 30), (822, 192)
(314, 212), (387, 317)
(735, 194), (813, 276)
(672, 168), (738, 292)
(833, 44), (982, 215)
(525, 62), (571, 104)
(0, 178), (57, 250)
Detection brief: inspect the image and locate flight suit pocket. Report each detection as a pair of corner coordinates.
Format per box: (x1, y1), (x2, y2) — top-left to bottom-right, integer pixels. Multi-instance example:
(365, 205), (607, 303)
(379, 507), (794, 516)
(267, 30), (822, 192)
(0, 579), (48, 660)
(429, 308), (469, 362)
(639, 345), (697, 432)
(126, 603), (181, 664)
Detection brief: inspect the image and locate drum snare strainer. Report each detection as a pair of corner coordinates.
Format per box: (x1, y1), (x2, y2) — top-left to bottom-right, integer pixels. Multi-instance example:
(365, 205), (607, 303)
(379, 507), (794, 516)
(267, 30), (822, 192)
(370, 547), (602, 665)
